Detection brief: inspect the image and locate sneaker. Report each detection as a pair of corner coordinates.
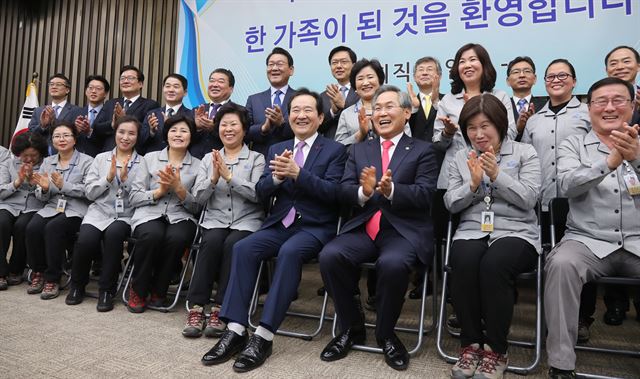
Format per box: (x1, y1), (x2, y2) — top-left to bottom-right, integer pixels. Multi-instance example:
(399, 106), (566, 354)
(65, 287), (85, 305)
(0, 277), (7, 291)
(7, 274), (24, 286)
(41, 282), (60, 300)
(127, 287), (146, 313)
(577, 318), (590, 344)
(451, 343), (482, 378)
(447, 313), (462, 335)
(96, 291), (114, 312)
(182, 305), (205, 338)
(548, 367), (576, 378)
(149, 293), (165, 308)
(204, 305), (227, 338)
(27, 272), (44, 294)
(472, 345), (508, 379)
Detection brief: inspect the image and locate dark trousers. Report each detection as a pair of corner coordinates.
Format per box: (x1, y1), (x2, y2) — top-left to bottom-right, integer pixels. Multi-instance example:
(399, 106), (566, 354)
(26, 213), (82, 282)
(70, 221), (130, 292)
(220, 224), (323, 332)
(187, 228), (251, 306)
(131, 218), (196, 298)
(320, 226), (420, 341)
(0, 210), (35, 277)
(450, 236), (537, 354)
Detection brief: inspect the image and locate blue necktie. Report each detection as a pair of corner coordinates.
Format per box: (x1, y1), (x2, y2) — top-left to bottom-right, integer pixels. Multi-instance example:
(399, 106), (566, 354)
(273, 90), (283, 108)
(517, 98), (527, 114)
(88, 109), (97, 126)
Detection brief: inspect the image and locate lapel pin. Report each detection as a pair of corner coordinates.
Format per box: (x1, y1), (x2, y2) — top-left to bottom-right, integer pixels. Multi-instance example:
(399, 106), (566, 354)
(405, 146), (410, 150)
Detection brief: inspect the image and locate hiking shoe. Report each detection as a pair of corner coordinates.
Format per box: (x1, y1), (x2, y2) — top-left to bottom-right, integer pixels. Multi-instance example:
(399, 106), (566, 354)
(0, 277), (7, 291)
(127, 287), (146, 313)
(577, 318), (590, 343)
(204, 305), (227, 338)
(27, 272), (44, 294)
(472, 345), (508, 379)
(41, 282), (60, 300)
(183, 305), (205, 338)
(451, 343), (482, 378)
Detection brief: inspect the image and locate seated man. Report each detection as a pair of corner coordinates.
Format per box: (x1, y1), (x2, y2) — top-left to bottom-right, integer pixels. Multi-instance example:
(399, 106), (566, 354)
(200, 88), (347, 372)
(318, 85), (437, 370)
(545, 77), (640, 379)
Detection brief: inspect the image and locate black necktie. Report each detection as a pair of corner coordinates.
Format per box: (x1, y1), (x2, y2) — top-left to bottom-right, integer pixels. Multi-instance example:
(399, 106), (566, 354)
(167, 108), (175, 117)
(124, 99), (132, 112)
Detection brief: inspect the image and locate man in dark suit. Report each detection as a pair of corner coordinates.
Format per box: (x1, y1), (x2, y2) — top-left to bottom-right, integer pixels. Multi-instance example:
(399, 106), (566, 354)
(245, 47), (297, 156)
(103, 65), (160, 151)
(71, 75), (114, 157)
(139, 73), (193, 155)
(506, 56), (547, 141)
(191, 68), (236, 158)
(319, 46), (360, 140)
(201, 89), (347, 372)
(318, 85), (437, 371)
(28, 73), (81, 154)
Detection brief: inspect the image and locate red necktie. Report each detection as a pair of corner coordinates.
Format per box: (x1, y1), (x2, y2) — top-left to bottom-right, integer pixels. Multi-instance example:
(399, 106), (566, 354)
(365, 140), (393, 240)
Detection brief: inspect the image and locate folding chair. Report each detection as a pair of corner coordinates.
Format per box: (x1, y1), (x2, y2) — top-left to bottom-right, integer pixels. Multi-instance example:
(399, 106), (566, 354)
(436, 209), (544, 375)
(549, 197), (640, 379)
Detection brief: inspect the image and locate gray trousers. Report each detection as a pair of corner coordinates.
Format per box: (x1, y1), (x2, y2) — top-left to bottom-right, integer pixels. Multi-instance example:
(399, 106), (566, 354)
(544, 240), (640, 370)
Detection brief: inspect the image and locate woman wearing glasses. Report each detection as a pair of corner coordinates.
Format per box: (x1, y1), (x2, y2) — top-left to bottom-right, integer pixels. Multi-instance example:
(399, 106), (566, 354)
(25, 123), (93, 299)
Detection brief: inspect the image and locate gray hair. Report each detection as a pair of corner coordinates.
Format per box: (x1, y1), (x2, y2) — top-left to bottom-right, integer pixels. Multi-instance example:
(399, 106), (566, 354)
(372, 85), (412, 110)
(414, 56), (443, 75)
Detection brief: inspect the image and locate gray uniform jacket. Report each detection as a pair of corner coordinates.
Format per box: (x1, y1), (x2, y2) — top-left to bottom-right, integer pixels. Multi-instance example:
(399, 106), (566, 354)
(0, 158), (45, 216)
(81, 150), (143, 231)
(0, 146), (10, 163)
(35, 150), (93, 219)
(433, 89), (516, 189)
(335, 101), (411, 145)
(129, 148), (201, 231)
(521, 96), (590, 210)
(444, 139), (541, 253)
(558, 131), (640, 258)
(192, 144), (265, 232)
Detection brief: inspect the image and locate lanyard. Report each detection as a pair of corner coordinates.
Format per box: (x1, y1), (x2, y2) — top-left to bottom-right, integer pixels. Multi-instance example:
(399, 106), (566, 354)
(481, 180), (493, 211)
(114, 154), (138, 187)
(56, 152), (78, 182)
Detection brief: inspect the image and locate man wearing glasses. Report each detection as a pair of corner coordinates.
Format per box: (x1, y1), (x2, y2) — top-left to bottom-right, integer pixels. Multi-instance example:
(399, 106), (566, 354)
(319, 46), (359, 140)
(545, 77), (640, 379)
(28, 73), (80, 153)
(70, 75), (112, 157)
(505, 56), (547, 141)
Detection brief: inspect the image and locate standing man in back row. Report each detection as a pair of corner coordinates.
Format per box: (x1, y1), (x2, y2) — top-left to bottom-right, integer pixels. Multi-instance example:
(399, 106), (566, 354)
(320, 46), (360, 140)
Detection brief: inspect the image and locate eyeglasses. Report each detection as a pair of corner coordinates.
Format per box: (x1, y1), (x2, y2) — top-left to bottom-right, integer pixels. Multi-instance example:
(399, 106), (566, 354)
(119, 75), (138, 83)
(86, 86), (104, 92)
(52, 134), (74, 140)
(589, 97), (632, 108)
(509, 68), (534, 76)
(48, 82), (68, 88)
(373, 105), (402, 113)
(330, 59), (351, 67)
(267, 62), (287, 69)
(544, 72), (573, 82)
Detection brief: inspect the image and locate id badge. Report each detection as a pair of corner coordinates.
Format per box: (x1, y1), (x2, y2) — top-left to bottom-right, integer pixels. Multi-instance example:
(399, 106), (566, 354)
(115, 198), (125, 214)
(56, 198), (67, 213)
(480, 211), (494, 232)
(622, 170), (640, 196)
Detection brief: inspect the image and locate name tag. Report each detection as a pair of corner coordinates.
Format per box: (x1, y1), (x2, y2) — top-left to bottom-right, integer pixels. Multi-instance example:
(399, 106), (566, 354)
(623, 170), (640, 196)
(115, 198), (125, 214)
(481, 211), (494, 232)
(56, 198), (67, 213)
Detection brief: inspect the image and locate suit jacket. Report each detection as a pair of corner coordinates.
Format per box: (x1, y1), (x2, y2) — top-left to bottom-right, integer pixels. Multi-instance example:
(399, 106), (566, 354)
(246, 88), (297, 156)
(409, 93), (445, 172)
(28, 102), (81, 153)
(256, 135), (347, 244)
(339, 134), (437, 263)
(319, 88), (359, 140)
(103, 96), (160, 151)
(71, 103), (115, 157)
(187, 101), (237, 159)
(139, 105), (193, 155)
(511, 96), (548, 140)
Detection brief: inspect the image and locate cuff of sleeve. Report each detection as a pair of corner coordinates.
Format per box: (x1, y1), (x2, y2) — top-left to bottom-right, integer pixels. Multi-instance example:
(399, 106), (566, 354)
(492, 171), (515, 191)
(629, 158), (640, 174)
(358, 186), (371, 207)
(384, 183), (394, 201)
(272, 175), (284, 185)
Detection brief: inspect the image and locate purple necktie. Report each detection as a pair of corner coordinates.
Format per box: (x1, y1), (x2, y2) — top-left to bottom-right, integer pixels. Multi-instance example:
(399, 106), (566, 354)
(282, 141), (306, 228)
(209, 103), (221, 119)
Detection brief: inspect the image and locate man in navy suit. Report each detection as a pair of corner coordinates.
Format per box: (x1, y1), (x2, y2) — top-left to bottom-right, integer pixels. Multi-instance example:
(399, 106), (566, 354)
(320, 46), (360, 140)
(245, 47), (297, 156)
(103, 65), (160, 151)
(139, 73), (193, 155)
(506, 56), (548, 141)
(318, 85), (437, 371)
(191, 68), (236, 158)
(28, 73), (81, 153)
(201, 89), (347, 372)
(71, 75), (114, 157)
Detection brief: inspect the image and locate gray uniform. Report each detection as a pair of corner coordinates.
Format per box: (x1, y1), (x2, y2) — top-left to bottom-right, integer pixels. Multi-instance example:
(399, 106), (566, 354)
(129, 148), (201, 231)
(433, 89), (516, 189)
(0, 146), (10, 164)
(0, 158), (45, 215)
(192, 144), (265, 232)
(35, 150), (93, 219)
(521, 97), (590, 210)
(544, 130), (640, 370)
(444, 139), (541, 253)
(81, 150), (143, 231)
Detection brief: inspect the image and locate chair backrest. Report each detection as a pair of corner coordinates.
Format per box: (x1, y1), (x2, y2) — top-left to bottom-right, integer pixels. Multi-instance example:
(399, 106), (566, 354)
(549, 197), (569, 247)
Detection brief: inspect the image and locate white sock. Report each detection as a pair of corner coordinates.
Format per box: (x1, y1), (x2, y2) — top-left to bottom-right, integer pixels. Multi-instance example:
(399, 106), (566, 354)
(227, 322), (246, 336)
(254, 326), (274, 341)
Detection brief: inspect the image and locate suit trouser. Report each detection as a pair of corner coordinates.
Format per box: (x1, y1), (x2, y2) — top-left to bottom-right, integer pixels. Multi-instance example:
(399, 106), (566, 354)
(131, 218), (196, 298)
(187, 228), (251, 306)
(545, 240), (640, 370)
(26, 213), (82, 282)
(0, 210), (35, 277)
(450, 236), (537, 354)
(70, 221), (130, 292)
(319, 226), (419, 342)
(220, 223), (323, 332)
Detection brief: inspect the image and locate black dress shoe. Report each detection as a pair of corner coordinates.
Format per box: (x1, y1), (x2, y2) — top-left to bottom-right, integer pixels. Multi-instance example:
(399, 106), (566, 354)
(380, 335), (409, 371)
(96, 291), (114, 312)
(201, 330), (248, 366)
(603, 307), (626, 326)
(232, 334), (273, 372)
(65, 287), (85, 305)
(320, 327), (366, 362)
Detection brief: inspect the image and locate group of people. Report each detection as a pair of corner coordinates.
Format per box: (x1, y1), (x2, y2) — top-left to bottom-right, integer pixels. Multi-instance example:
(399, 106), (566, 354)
(0, 42), (639, 379)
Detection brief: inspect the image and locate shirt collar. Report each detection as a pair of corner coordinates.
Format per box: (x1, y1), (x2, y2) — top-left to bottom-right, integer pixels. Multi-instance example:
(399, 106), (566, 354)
(165, 104), (182, 114)
(52, 99), (67, 108)
(270, 85), (289, 96)
(381, 132), (404, 148)
(88, 103), (104, 113)
(124, 94), (141, 104)
(513, 94), (532, 104)
(295, 132), (319, 149)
